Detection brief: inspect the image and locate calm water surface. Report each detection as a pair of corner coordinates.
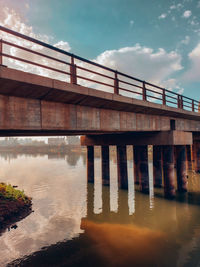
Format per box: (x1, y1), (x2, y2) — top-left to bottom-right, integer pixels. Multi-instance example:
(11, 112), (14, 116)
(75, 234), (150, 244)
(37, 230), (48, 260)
(0, 146), (200, 267)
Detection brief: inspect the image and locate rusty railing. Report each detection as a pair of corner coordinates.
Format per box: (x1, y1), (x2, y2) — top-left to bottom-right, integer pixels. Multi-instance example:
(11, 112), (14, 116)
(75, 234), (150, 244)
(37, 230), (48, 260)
(0, 25), (199, 112)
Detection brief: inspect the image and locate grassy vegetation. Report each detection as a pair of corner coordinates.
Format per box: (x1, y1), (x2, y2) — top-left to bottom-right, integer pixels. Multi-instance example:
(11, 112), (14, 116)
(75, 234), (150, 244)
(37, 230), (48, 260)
(0, 183), (31, 204)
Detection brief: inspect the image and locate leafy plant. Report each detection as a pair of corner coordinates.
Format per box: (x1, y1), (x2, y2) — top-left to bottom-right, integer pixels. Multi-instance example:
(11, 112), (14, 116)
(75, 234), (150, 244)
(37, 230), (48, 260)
(0, 183), (31, 204)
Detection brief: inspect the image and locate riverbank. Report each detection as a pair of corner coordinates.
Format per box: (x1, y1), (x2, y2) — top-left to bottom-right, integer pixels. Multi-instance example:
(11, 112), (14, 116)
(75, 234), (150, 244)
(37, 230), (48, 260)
(0, 183), (32, 234)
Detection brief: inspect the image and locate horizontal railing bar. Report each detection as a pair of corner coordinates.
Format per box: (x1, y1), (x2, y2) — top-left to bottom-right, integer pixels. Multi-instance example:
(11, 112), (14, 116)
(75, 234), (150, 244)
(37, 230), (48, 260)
(2, 40), (71, 66)
(146, 94), (162, 101)
(146, 88), (163, 96)
(76, 65), (114, 80)
(76, 75), (113, 88)
(166, 100), (178, 105)
(145, 81), (177, 96)
(118, 87), (143, 96)
(183, 95), (199, 102)
(118, 79), (143, 89)
(165, 94), (178, 101)
(2, 53), (71, 76)
(183, 99), (192, 105)
(183, 104), (192, 109)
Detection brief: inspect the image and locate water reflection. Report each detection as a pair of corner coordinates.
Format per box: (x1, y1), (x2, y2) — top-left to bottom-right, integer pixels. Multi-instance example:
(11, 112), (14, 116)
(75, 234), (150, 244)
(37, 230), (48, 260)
(0, 146), (200, 266)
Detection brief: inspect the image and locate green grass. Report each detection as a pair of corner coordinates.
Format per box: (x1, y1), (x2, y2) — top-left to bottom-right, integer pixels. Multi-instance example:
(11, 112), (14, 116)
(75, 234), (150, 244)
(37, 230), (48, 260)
(0, 183), (31, 204)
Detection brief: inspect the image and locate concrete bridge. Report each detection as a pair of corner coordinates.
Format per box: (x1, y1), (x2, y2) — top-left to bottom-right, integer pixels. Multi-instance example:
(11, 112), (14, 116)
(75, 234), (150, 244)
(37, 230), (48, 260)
(0, 26), (200, 199)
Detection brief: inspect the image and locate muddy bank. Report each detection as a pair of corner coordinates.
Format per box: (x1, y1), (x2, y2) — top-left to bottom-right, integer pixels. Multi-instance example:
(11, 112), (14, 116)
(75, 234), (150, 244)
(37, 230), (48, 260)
(0, 183), (32, 235)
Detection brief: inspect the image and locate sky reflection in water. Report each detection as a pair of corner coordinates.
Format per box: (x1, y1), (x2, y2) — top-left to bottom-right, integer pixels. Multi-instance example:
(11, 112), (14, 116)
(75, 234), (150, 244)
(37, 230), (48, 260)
(0, 147), (200, 266)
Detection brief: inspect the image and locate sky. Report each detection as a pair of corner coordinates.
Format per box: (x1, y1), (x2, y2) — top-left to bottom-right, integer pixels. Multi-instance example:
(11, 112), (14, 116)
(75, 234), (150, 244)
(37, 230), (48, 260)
(0, 0), (200, 100)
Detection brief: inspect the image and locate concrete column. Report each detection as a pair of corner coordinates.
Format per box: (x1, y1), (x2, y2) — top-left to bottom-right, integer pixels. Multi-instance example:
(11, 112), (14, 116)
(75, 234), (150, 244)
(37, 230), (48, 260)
(87, 146), (94, 183)
(194, 142), (200, 173)
(162, 145), (176, 198)
(138, 145), (149, 194)
(101, 146), (110, 186)
(176, 146), (187, 192)
(117, 145), (128, 189)
(191, 144), (195, 170)
(153, 146), (163, 188)
(186, 145), (192, 170)
(133, 146), (140, 184)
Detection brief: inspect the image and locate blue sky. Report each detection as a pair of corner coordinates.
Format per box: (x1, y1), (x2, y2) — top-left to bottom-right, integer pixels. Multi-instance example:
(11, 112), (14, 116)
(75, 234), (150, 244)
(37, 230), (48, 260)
(0, 0), (200, 100)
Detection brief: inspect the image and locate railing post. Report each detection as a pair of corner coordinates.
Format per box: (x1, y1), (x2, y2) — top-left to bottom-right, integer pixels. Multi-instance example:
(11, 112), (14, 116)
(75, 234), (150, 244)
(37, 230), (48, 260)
(162, 89), (166, 105)
(70, 56), (77, 84)
(114, 71), (119, 94)
(178, 95), (181, 108)
(181, 96), (183, 109)
(142, 81), (147, 101)
(0, 39), (3, 66)
(192, 100), (195, 112)
(178, 95), (183, 109)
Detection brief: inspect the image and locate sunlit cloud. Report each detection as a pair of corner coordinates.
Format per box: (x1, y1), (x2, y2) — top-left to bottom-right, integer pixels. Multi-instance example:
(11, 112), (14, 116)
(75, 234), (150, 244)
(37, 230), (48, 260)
(183, 10), (192, 18)
(169, 3), (183, 11)
(158, 13), (167, 19)
(0, 6), (71, 81)
(181, 35), (190, 45)
(182, 43), (200, 82)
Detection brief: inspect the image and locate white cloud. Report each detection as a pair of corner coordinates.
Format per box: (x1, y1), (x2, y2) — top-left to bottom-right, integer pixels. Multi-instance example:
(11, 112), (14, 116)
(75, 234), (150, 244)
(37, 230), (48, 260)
(183, 10), (192, 18)
(183, 43), (200, 81)
(197, 1), (200, 8)
(130, 20), (134, 27)
(80, 44), (183, 97)
(181, 35), (190, 45)
(94, 45), (182, 83)
(0, 7), (71, 81)
(190, 19), (199, 26)
(158, 13), (167, 19)
(54, 40), (71, 52)
(170, 5), (176, 10)
(170, 3), (183, 10)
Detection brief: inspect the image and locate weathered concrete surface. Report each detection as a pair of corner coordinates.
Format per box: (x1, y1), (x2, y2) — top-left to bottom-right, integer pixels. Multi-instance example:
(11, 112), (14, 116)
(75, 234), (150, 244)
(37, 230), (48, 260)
(176, 146), (187, 192)
(162, 145), (176, 198)
(0, 66), (200, 136)
(80, 131), (193, 146)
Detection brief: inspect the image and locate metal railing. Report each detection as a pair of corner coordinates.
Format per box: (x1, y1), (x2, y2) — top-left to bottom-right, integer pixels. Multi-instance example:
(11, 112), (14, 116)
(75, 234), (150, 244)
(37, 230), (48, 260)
(0, 25), (199, 112)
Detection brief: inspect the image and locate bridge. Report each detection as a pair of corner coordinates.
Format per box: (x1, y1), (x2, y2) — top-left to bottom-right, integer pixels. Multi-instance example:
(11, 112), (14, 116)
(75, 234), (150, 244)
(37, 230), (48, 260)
(0, 26), (200, 199)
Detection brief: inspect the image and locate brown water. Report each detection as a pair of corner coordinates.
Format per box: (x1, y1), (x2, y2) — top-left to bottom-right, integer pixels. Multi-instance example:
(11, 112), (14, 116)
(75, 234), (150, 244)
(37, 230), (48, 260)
(0, 146), (200, 266)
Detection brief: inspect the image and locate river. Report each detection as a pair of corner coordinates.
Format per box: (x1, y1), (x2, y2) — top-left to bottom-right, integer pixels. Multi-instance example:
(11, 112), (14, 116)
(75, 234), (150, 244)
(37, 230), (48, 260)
(0, 145), (200, 267)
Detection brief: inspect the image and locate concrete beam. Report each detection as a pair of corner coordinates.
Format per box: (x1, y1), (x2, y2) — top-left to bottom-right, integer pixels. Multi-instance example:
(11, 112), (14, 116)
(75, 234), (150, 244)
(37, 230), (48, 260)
(80, 131), (193, 146)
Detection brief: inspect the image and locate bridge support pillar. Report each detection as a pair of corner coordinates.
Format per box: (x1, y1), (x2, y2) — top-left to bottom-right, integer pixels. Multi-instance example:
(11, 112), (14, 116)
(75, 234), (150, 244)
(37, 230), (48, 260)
(162, 145), (176, 198)
(133, 146), (140, 184)
(101, 146), (110, 186)
(153, 146), (163, 188)
(194, 142), (200, 173)
(87, 146), (94, 183)
(138, 145), (149, 193)
(176, 146), (187, 192)
(186, 145), (192, 170)
(117, 145), (128, 189)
